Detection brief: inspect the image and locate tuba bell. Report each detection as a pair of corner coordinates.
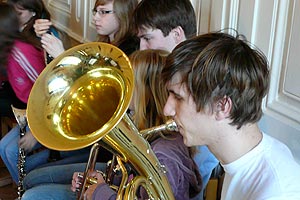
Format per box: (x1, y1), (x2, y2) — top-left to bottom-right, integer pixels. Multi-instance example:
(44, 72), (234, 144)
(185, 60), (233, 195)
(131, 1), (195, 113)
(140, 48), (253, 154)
(26, 42), (175, 199)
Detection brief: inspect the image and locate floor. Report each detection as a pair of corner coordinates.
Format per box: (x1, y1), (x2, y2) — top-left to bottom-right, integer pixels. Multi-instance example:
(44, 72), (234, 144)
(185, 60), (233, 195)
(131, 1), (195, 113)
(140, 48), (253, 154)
(0, 159), (18, 200)
(0, 183), (17, 200)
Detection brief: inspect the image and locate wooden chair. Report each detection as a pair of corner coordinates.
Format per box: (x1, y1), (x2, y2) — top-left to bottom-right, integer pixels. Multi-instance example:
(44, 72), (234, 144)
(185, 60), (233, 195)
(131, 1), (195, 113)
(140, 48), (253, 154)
(10, 105), (27, 132)
(1, 116), (17, 139)
(204, 164), (224, 200)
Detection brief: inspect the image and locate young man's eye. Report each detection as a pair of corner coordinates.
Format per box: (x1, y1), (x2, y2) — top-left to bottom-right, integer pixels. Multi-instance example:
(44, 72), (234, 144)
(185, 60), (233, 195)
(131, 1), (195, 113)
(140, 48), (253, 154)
(142, 36), (151, 42)
(172, 93), (182, 101)
(174, 95), (182, 101)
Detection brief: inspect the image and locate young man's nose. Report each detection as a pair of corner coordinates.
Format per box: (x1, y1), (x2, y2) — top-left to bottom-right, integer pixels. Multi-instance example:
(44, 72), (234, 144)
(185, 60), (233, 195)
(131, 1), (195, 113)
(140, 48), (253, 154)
(163, 97), (176, 117)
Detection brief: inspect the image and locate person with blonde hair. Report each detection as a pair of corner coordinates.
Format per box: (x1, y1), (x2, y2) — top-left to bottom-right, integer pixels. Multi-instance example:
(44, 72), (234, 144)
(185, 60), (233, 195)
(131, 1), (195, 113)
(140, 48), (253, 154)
(78, 49), (202, 199)
(21, 49), (202, 200)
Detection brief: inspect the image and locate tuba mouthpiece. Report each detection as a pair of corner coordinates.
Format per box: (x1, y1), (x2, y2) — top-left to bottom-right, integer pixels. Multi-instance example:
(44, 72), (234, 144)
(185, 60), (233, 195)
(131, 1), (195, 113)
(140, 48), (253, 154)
(140, 119), (178, 137)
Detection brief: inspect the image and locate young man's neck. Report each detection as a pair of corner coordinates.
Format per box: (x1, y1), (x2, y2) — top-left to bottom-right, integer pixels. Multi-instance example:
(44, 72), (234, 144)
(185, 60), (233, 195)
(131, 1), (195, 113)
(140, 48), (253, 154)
(208, 123), (262, 165)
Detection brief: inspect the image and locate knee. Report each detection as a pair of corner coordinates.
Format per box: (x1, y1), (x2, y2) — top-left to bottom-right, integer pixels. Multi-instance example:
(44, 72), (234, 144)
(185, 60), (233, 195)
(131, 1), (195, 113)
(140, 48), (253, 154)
(0, 141), (4, 156)
(0, 127), (19, 154)
(0, 135), (8, 154)
(22, 186), (50, 200)
(21, 188), (36, 200)
(23, 169), (38, 190)
(4, 142), (17, 159)
(0, 141), (17, 161)
(23, 173), (31, 190)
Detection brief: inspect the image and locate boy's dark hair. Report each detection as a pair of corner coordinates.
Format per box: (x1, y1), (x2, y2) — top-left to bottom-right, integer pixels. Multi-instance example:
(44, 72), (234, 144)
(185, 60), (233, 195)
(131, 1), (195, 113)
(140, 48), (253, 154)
(162, 32), (270, 129)
(133, 0), (197, 39)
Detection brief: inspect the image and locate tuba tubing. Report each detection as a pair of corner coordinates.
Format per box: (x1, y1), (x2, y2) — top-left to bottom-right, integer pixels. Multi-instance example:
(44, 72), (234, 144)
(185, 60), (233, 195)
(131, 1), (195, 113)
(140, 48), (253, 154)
(140, 119), (178, 138)
(78, 114), (176, 199)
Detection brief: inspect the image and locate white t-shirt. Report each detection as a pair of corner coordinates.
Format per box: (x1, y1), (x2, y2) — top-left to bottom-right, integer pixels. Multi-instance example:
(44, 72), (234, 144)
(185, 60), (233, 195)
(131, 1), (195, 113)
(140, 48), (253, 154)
(221, 133), (300, 200)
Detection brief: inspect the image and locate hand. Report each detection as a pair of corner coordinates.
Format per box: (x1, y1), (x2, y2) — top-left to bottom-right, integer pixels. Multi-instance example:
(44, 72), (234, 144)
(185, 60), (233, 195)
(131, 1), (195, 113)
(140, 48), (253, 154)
(34, 19), (53, 37)
(71, 171), (106, 200)
(41, 33), (65, 58)
(19, 131), (37, 152)
(71, 172), (82, 192)
(84, 171), (105, 200)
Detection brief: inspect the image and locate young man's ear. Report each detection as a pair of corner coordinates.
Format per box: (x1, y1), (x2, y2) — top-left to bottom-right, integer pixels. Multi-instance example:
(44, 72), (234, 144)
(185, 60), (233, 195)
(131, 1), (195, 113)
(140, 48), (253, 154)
(214, 96), (232, 120)
(172, 26), (186, 44)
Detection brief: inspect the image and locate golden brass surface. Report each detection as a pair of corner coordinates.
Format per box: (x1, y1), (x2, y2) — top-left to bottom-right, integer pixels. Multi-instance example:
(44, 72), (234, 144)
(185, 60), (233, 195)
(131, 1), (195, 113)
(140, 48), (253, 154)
(27, 42), (133, 150)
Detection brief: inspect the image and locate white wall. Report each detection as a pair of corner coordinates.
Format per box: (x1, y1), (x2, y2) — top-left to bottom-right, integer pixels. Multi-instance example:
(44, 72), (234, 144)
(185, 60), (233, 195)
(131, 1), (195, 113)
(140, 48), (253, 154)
(43, 0), (97, 43)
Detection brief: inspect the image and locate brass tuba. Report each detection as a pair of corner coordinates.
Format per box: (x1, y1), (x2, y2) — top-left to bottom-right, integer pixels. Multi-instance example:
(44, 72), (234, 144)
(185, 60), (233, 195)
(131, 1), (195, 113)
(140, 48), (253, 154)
(26, 42), (175, 199)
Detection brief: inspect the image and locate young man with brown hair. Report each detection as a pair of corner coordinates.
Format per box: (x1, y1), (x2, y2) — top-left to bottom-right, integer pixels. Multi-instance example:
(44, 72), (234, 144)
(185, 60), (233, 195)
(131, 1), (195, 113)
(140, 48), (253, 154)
(162, 31), (300, 199)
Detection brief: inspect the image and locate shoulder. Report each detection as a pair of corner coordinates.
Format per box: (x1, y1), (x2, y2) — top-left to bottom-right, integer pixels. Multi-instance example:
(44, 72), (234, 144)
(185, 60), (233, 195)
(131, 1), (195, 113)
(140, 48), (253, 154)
(152, 133), (188, 155)
(151, 134), (192, 170)
(14, 40), (33, 49)
(152, 134), (202, 198)
(11, 40), (45, 66)
(92, 183), (116, 200)
(262, 133), (297, 163)
(13, 40), (42, 54)
(224, 133), (300, 198)
(262, 134), (300, 186)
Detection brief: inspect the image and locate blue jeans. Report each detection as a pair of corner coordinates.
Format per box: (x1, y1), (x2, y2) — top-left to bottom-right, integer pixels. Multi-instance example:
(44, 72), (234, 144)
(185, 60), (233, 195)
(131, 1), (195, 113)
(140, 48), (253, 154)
(22, 163), (106, 200)
(193, 145), (219, 200)
(0, 125), (50, 183)
(0, 125), (92, 183)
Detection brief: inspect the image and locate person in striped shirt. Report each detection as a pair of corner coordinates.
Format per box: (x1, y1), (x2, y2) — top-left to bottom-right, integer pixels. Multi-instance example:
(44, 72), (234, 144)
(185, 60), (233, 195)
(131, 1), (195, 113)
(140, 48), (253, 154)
(0, 2), (88, 185)
(0, 2), (48, 184)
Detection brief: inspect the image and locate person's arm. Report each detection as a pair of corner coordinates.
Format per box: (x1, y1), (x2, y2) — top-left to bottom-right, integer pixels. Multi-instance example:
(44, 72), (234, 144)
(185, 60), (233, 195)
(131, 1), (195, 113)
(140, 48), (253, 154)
(71, 171), (117, 200)
(150, 135), (202, 199)
(91, 182), (117, 200)
(7, 41), (45, 103)
(156, 155), (182, 196)
(40, 33), (65, 58)
(34, 19), (65, 59)
(19, 130), (38, 152)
